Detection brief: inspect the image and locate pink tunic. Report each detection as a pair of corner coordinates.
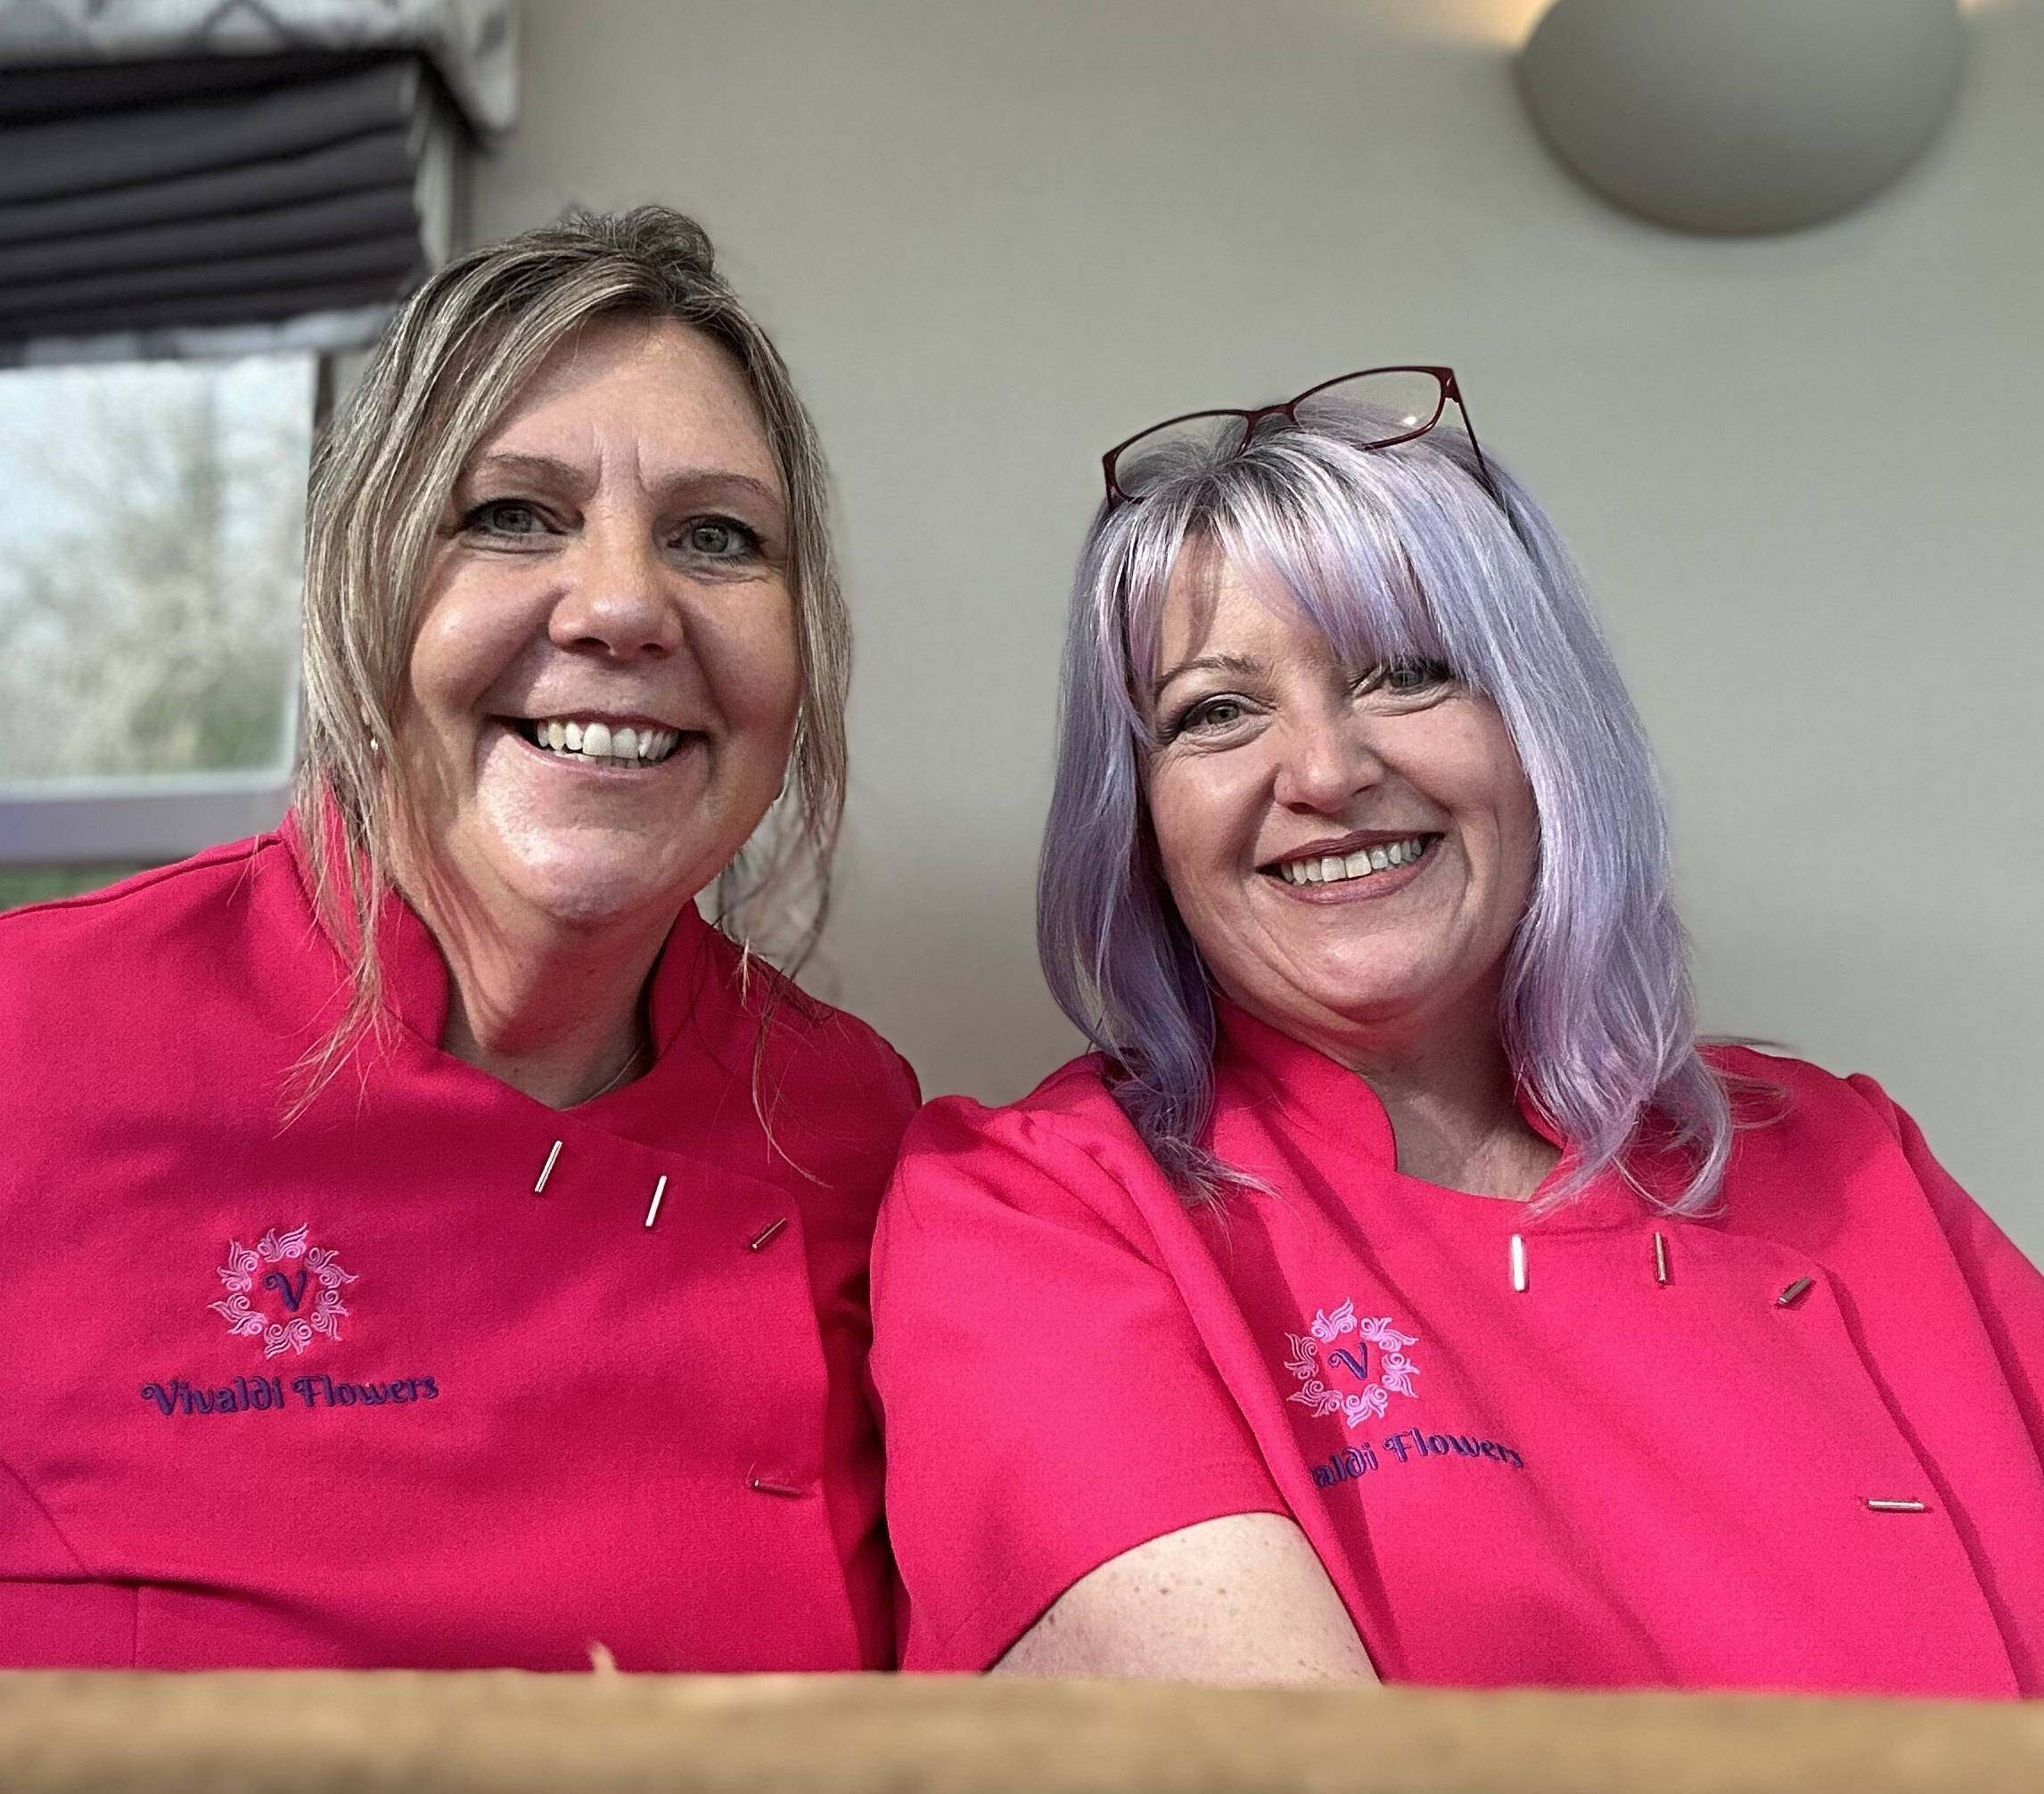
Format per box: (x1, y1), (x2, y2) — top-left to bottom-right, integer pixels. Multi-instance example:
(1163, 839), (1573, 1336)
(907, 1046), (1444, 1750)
(0, 827), (916, 1669)
(871, 1005), (2044, 1693)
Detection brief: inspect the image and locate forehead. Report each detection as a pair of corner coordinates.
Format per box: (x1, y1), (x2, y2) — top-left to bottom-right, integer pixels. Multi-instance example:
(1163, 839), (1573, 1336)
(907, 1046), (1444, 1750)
(1156, 549), (1329, 664)
(474, 315), (779, 490)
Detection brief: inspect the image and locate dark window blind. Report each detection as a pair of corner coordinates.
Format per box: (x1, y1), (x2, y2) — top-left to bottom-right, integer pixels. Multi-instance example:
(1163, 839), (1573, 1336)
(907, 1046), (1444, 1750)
(0, 54), (457, 347)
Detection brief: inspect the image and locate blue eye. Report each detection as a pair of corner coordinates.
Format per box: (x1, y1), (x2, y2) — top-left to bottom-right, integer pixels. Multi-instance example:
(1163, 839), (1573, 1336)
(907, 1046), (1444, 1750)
(679, 517), (763, 560)
(467, 500), (547, 537)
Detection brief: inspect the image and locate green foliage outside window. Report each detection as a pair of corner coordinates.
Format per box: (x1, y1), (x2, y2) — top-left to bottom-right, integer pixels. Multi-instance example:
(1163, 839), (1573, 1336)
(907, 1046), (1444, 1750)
(0, 864), (152, 913)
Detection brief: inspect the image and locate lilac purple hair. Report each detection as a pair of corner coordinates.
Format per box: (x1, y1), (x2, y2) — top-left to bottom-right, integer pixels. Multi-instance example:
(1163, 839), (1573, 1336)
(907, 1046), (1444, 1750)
(1037, 405), (1732, 1211)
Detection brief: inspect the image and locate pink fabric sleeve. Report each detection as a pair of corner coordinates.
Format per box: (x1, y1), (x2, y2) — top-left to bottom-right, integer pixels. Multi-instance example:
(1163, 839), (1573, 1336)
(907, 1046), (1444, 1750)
(869, 1099), (1287, 1671)
(1850, 1076), (2044, 1466)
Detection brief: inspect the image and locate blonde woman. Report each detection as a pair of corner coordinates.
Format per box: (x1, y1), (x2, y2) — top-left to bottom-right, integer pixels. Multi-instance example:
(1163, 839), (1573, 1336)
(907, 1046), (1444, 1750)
(0, 209), (914, 1670)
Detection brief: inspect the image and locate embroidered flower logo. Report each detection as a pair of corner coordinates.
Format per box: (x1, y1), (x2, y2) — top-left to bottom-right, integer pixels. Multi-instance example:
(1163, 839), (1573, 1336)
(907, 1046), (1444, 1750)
(207, 1225), (356, 1357)
(1284, 1298), (1419, 1429)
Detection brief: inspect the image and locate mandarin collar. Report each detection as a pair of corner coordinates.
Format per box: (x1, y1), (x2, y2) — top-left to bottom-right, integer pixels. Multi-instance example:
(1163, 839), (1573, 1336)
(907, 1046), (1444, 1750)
(282, 815), (718, 1060)
(1215, 999), (1401, 1169)
(1211, 998), (1644, 1230)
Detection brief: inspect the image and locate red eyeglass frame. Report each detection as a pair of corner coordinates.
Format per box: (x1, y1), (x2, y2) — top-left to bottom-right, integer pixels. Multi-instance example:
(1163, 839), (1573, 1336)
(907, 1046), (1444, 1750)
(1100, 364), (1502, 512)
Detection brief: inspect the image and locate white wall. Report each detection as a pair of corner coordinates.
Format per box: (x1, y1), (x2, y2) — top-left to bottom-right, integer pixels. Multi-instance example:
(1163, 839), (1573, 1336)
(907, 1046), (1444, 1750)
(473, 0), (2044, 1260)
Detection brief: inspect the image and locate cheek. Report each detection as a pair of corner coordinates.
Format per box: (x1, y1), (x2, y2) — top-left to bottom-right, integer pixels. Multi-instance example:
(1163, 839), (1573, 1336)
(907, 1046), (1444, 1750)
(406, 569), (536, 720)
(694, 586), (802, 735)
(1445, 724), (1540, 919)
(1146, 757), (1262, 909)
(1500, 778), (1541, 910)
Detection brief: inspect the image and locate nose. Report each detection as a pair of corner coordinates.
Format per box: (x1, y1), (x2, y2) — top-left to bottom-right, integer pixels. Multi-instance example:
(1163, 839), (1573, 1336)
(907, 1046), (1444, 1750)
(546, 513), (685, 662)
(1271, 706), (1384, 815)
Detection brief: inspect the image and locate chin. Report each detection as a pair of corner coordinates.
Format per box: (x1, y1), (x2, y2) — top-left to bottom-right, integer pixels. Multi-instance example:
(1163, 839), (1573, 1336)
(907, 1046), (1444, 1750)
(491, 837), (698, 933)
(1258, 950), (1445, 1025)
(458, 785), (731, 930)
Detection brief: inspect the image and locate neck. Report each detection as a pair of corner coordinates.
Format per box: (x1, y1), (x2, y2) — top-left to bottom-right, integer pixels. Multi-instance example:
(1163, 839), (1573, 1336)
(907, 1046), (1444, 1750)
(1351, 1027), (1557, 1202)
(410, 878), (674, 1111)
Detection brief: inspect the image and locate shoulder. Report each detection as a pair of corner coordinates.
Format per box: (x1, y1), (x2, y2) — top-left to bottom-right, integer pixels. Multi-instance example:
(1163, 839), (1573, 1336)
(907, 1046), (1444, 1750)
(900, 1052), (1136, 1172)
(711, 931), (921, 1127)
(884, 1053), (1171, 1243)
(1700, 1042), (1950, 1228)
(0, 833), (296, 1016)
(653, 925), (923, 1216)
(0, 833), (318, 1158)
(1703, 1041), (1911, 1144)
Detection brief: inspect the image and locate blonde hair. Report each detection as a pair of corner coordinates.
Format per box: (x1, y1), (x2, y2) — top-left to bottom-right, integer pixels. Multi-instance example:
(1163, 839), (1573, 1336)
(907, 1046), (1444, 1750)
(294, 207), (848, 1086)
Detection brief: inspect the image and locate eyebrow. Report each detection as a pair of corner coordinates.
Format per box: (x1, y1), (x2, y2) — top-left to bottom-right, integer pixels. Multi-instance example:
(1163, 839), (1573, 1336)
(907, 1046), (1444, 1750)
(461, 453), (784, 514)
(1151, 651), (1263, 698)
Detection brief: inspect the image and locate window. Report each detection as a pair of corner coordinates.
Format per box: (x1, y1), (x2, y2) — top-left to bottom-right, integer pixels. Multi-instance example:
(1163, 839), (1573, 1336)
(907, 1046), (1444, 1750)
(0, 351), (316, 897)
(0, 19), (509, 912)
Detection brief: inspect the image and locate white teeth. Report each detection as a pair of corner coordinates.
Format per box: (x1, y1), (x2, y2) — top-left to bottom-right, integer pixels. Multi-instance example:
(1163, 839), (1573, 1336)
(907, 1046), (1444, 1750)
(527, 719), (682, 766)
(1277, 836), (1431, 889)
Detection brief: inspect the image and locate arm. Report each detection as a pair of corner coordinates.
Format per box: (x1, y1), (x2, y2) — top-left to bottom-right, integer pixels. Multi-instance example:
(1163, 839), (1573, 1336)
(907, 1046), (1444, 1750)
(873, 1100), (1313, 1670)
(994, 1513), (1377, 1686)
(1870, 1087), (2044, 1457)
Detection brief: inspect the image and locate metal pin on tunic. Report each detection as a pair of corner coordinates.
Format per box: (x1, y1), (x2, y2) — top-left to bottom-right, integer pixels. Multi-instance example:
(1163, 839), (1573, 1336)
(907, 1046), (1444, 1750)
(1653, 1232), (1670, 1286)
(1510, 1234), (1528, 1293)
(1777, 1276), (1815, 1307)
(644, 1175), (669, 1230)
(533, 1140), (563, 1196)
(748, 1216), (789, 1253)
(1866, 1498), (1928, 1513)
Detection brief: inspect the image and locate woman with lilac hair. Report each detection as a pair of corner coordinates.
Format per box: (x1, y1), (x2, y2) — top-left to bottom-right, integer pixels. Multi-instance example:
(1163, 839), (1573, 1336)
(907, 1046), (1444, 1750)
(870, 369), (2044, 1693)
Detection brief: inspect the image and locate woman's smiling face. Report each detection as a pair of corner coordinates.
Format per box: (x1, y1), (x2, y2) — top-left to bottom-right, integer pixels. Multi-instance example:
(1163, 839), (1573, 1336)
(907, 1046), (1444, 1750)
(395, 315), (800, 937)
(1144, 548), (1539, 1062)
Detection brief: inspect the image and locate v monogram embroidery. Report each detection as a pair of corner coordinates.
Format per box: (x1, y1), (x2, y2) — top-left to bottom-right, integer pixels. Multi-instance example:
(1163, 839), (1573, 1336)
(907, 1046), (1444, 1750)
(210, 1228), (357, 1357)
(263, 1269), (310, 1313)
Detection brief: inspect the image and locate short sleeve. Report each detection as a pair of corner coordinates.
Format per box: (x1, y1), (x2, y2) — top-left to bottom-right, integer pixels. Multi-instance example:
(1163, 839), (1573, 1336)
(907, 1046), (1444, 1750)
(1849, 1075), (2044, 1464)
(869, 1097), (1285, 1670)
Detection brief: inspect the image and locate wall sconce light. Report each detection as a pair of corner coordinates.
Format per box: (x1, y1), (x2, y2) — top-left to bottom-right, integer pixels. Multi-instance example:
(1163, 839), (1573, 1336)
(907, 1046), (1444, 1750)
(1516, 0), (1965, 233)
